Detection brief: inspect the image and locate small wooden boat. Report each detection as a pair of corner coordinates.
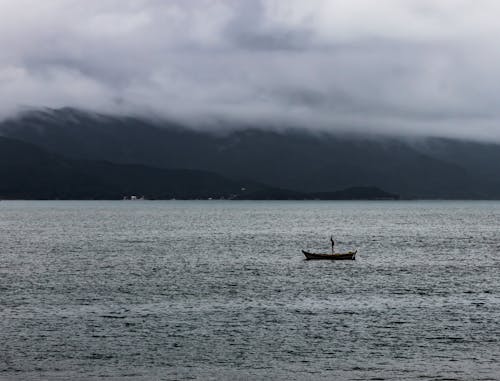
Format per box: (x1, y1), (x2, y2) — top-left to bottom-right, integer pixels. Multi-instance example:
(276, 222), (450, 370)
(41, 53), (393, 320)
(302, 250), (357, 260)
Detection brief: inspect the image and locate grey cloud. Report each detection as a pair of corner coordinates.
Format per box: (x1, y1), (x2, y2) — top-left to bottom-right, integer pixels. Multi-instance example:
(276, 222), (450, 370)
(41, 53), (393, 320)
(2, 0), (500, 141)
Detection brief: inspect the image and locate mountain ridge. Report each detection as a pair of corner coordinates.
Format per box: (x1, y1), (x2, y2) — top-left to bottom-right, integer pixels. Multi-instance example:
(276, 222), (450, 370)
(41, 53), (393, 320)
(0, 136), (396, 200)
(2, 108), (500, 199)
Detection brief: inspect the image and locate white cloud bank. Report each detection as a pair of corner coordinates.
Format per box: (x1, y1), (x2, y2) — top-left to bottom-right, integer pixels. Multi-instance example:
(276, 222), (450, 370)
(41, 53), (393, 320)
(2, 0), (500, 140)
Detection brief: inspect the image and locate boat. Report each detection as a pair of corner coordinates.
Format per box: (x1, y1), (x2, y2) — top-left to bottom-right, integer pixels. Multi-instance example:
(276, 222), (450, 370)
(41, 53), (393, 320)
(302, 250), (357, 260)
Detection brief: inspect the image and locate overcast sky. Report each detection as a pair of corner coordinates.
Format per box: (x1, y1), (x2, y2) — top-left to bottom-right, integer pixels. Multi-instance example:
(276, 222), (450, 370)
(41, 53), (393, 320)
(2, 0), (500, 140)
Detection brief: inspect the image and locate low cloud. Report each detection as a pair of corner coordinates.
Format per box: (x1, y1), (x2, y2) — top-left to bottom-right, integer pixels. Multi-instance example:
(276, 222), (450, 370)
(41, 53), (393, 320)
(2, 0), (500, 140)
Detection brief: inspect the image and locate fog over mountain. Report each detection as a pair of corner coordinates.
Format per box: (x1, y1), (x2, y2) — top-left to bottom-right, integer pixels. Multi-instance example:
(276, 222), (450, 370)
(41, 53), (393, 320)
(3, 1), (500, 141)
(3, 108), (500, 199)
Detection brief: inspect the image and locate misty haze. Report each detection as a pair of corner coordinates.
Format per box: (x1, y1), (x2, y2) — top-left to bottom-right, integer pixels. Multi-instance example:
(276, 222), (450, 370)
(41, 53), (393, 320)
(1, 1), (500, 380)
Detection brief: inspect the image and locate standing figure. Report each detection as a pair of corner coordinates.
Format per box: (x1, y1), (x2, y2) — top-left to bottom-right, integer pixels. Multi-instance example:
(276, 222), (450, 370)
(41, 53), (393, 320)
(330, 236), (335, 254)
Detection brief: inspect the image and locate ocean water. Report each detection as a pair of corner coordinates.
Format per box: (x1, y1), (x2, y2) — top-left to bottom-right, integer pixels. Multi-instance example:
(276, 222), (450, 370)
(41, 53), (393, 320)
(0, 200), (499, 381)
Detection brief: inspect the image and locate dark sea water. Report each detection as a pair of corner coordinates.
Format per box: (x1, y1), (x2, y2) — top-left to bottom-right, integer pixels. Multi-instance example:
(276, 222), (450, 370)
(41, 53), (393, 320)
(0, 200), (499, 380)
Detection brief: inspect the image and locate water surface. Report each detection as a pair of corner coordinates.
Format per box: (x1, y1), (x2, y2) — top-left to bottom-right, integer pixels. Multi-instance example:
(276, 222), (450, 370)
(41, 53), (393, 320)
(1, 201), (499, 380)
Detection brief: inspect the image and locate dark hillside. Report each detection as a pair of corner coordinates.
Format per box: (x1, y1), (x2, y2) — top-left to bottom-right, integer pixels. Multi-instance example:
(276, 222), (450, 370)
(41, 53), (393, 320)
(0, 137), (256, 199)
(2, 108), (500, 198)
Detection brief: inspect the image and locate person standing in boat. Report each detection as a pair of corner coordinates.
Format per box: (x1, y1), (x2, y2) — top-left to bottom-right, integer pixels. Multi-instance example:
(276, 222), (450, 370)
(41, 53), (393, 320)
(330, 236), (335, 254)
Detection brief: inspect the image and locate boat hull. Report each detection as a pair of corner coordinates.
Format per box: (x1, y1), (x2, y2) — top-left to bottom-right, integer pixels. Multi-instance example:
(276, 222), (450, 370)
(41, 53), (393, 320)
(302, 250), (357, 260)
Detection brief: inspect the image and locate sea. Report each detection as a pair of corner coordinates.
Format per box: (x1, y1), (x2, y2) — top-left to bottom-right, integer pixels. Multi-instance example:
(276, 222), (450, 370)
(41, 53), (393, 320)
(0, 200), (499, 381)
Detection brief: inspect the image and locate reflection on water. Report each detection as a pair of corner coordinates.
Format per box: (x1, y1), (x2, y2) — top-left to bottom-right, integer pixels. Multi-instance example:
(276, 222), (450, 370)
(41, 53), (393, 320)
(0, 200), (499, 380)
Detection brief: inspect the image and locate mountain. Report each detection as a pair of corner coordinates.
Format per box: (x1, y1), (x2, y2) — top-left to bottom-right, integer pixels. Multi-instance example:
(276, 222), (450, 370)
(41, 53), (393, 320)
(2, 108), (500, 198)
(0, 136), (396, 200)
(0, 136), (257, 199)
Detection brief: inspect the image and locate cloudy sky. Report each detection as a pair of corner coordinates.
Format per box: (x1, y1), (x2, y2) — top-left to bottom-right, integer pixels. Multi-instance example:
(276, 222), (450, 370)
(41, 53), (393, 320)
(2, 0), (500, 139)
